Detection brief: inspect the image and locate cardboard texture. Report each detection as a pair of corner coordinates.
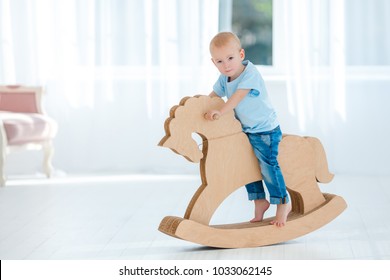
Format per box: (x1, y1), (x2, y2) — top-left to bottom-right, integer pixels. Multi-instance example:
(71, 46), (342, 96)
(158, 95), (347, 248)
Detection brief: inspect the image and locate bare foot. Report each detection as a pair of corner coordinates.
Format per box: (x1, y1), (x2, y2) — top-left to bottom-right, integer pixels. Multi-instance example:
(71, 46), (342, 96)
(270, 202), (292, 227)
(250, 199), (270, 223)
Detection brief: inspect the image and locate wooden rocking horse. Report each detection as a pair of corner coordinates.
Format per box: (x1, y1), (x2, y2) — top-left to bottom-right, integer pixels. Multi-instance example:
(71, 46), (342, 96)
(158, 95), (347, 248)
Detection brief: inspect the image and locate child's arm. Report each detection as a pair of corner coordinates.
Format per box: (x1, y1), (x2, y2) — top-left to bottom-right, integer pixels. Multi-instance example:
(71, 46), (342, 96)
(205, 89), (250, 120)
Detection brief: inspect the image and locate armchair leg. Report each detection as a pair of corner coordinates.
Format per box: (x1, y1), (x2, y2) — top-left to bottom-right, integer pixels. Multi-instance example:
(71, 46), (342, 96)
(1, 123), (7, 186)
(43, 141), (54, 178)
(0, 173), (5, 187)
(0, 151), (5, 187)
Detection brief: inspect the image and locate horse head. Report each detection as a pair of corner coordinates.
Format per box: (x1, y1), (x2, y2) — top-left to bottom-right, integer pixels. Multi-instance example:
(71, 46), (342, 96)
(158, 95), (242, 163)
(159, 118), (205, 163)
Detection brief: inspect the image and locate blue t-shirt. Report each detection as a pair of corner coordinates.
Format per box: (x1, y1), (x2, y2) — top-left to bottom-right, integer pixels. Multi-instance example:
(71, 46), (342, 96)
(213, 60), (279, 133)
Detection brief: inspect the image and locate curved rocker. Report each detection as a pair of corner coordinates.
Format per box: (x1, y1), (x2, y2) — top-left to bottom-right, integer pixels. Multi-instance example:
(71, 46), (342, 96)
(158, 95), (347, 248)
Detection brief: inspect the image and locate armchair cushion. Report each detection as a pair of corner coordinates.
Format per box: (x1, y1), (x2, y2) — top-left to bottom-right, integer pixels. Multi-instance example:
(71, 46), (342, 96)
(0, 111), (57, 145)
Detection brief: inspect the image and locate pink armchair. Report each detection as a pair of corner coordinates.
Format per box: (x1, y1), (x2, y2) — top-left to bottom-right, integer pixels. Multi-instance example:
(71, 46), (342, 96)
(0, 85), (58, 186)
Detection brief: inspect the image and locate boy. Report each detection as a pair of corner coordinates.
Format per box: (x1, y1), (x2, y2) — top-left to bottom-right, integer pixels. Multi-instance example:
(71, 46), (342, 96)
(204, 32), (291, 227)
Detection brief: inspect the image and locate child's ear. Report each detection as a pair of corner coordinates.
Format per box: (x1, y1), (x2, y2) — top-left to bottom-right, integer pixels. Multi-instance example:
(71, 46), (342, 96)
(240, 49), (245, 60)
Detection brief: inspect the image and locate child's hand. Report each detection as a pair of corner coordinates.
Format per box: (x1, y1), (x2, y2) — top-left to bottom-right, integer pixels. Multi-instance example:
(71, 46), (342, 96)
(204, 110), (221, 121)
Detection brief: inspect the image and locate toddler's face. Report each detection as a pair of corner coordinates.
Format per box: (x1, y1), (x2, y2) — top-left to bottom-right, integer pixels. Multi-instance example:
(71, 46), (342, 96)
(210, 41), (245, 81)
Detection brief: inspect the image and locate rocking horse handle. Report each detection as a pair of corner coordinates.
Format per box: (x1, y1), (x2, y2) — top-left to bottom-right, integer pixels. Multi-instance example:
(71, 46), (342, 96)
(203, 112), (220, 120)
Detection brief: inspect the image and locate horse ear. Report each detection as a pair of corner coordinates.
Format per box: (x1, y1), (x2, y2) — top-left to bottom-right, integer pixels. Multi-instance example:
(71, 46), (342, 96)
(306, 137), (334, 184)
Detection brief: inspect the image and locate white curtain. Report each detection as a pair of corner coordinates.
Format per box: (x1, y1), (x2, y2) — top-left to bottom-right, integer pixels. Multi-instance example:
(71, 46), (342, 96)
(281, 0), (346, 134)
(0, 0), (219, 174)
(281, 0), (390, 134)
(0, 0), (218, 109)
(344, 0), (390, 65)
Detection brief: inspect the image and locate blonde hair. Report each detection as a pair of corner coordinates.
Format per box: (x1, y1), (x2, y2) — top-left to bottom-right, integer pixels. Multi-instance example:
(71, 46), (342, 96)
(209, 32), (242, 52)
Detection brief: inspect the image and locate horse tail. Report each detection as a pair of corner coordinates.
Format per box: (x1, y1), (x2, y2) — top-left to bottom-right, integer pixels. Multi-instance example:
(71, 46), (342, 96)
(305, 137), (334, 184)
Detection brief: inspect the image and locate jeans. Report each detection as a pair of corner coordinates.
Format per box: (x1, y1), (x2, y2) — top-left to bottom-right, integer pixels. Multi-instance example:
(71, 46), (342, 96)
(245, 126), (289, 205)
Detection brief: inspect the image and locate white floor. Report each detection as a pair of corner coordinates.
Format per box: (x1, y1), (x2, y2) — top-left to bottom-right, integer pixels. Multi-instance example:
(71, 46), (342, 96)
(0, 173), (389, 260)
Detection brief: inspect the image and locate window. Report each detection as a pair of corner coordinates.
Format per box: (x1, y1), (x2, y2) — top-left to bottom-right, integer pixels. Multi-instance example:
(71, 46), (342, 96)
(219, 0), (273, 66)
